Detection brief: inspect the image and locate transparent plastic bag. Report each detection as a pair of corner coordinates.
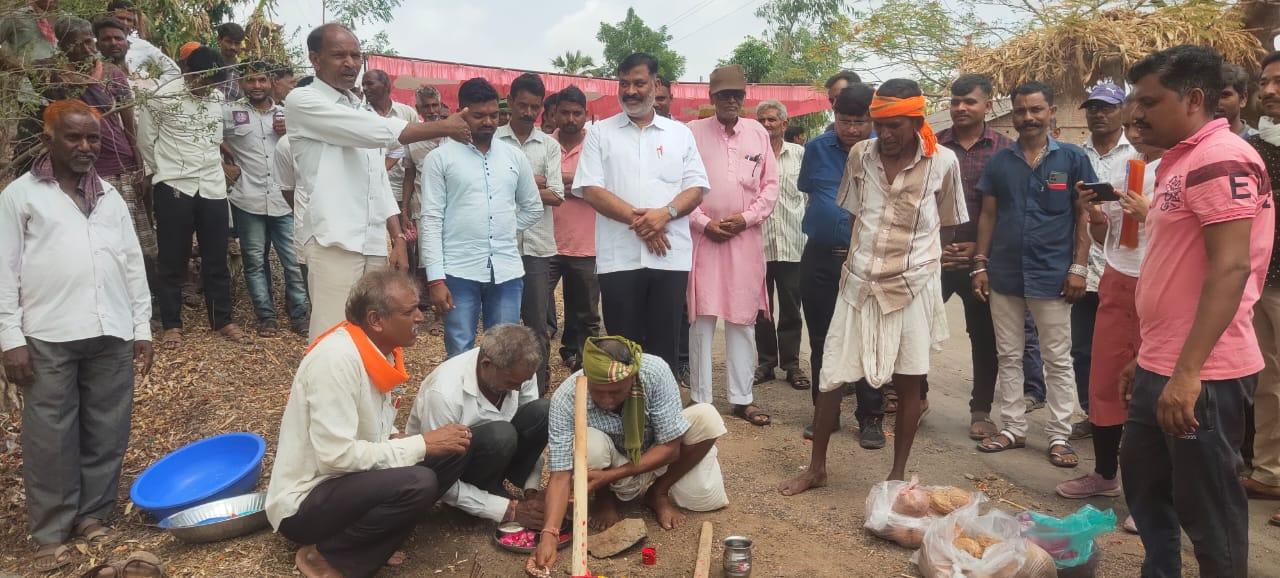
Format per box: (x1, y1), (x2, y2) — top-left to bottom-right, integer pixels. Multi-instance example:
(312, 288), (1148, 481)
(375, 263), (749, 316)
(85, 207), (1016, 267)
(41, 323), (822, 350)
(913, 507), (1057, 578)
(864, 476), (985, 549)
(1017, 505), (1116, 570)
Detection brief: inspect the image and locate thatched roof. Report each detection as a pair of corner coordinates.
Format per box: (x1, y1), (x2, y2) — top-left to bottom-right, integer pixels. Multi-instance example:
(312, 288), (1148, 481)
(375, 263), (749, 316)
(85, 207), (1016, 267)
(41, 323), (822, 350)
(960, 3), (1266, 98)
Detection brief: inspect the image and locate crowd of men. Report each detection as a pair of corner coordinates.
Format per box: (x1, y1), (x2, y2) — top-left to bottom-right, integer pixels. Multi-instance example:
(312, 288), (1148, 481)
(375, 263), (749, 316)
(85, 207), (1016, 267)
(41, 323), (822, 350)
(2, 1), (1280, 575)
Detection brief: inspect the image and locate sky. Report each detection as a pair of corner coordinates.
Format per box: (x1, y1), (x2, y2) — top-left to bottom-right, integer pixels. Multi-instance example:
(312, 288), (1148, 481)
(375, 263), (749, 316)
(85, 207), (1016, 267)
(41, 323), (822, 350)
(242, 0), (772, 82)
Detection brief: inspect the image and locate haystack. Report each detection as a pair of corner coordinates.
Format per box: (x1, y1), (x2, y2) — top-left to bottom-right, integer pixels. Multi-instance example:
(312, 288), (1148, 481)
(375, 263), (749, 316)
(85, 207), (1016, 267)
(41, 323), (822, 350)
(960, 3), (1266, 97)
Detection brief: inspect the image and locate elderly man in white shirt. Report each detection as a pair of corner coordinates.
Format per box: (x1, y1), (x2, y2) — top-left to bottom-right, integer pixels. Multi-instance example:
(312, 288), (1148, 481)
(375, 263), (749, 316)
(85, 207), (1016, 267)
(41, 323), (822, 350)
(0, 101), (152, 572)
(497, 73), (565, 394)
(406, 324), (550, 526)
(575, 53), (709, 371)
(753, 100), (808, 390)
(266, 270), (472, 578)
(136, 46), (246, 348)
(421, 77), (543, 358)
(286, 23), (468, 341)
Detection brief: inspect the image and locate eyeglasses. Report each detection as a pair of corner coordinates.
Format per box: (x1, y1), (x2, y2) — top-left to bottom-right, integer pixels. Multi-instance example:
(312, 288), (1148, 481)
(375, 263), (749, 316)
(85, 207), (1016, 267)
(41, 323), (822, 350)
(835, 118), (872, 128)
(714, 91), (745, 102)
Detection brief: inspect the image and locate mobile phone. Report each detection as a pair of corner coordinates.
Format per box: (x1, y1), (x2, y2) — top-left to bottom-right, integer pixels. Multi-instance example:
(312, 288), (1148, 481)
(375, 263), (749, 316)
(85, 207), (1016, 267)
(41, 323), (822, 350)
(1082, 182), (1119, 203)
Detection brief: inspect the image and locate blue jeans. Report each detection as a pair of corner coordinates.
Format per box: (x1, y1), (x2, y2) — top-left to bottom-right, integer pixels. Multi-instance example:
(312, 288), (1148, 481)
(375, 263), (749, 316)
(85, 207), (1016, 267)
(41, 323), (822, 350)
(442, 275), (523, 357)
(231, 206), (308, 325)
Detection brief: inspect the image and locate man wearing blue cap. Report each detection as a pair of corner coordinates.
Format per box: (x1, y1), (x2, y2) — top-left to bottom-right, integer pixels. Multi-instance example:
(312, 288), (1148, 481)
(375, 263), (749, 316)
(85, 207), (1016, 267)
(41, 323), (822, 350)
(1067, 83), (1138, 443)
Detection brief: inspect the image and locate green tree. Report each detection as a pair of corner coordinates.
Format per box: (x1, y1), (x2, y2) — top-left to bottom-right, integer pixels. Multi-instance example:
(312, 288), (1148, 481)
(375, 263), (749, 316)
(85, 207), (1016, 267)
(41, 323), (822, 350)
(595, 7), (686, 80)
(718, 37), (773, 83)
(753, 0), (852, 84)
(847, 0), (990, 95)
(551, 50), (597, 76)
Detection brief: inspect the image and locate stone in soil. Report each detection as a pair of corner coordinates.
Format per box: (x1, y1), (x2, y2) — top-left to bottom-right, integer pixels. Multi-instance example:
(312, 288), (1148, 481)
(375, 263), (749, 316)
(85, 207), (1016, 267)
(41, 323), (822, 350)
(588, 518), (648, 558)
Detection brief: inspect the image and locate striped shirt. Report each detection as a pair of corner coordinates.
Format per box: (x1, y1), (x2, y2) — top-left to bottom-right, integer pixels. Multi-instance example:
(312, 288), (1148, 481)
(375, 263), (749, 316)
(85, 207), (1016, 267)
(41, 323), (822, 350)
(836, 139), (967, 313)
(763, 141), (806, 262)
(546, 354), (689, 472)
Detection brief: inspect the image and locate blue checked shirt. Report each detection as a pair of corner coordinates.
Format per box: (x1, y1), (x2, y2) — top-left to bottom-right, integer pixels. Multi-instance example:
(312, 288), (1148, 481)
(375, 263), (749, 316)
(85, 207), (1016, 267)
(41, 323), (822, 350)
(547, 354), (689, 472)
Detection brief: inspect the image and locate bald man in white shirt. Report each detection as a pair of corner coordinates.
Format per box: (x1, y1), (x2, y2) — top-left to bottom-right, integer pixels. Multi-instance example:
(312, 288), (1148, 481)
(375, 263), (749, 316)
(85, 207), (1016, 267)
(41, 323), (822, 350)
(286, 23), (469, 341)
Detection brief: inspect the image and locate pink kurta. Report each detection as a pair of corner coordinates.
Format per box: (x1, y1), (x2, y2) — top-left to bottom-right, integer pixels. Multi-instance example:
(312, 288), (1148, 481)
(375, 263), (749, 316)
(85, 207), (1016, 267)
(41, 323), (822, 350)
(687, 117), (780, 325)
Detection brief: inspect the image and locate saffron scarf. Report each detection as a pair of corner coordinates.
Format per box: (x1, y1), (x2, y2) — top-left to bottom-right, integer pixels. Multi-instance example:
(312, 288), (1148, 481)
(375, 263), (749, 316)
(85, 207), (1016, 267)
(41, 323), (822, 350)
(582, 336), (646, 464)
(869, 94), (938, 157)
(307, 321), (409, 393)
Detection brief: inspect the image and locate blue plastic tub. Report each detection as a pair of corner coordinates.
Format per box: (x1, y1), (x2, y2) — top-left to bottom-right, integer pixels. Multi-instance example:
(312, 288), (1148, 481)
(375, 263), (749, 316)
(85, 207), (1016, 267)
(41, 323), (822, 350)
(130, 432), (267, 521)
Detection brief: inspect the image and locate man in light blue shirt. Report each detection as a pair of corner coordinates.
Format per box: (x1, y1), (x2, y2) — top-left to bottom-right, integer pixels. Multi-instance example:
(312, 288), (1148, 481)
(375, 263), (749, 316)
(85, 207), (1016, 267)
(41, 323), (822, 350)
(421, 77), (543, 356)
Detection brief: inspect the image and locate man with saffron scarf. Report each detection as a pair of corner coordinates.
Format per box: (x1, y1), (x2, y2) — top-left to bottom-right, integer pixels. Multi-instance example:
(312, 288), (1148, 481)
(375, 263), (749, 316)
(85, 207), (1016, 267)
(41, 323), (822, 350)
(534, 337), (728, 569)
(781, 80), (966, 493)
(266, 270), (473, 578)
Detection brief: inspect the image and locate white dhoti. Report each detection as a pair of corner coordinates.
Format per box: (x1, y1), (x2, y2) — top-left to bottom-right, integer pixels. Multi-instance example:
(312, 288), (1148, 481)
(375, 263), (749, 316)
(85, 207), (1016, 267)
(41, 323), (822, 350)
(819, 273), (947, 390)
(585, 403), (729, 512)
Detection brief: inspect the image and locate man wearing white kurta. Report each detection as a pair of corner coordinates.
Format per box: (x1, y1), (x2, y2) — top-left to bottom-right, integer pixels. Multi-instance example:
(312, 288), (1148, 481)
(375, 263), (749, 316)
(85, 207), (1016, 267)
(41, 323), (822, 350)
(406, 324), (550, 526)
(285, 23), (467, 340)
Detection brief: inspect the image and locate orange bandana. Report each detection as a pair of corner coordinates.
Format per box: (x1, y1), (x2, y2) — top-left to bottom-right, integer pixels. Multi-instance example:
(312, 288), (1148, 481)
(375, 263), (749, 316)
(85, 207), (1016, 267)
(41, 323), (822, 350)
(307, 321), (409, 393)
(869, 95), (937, 157)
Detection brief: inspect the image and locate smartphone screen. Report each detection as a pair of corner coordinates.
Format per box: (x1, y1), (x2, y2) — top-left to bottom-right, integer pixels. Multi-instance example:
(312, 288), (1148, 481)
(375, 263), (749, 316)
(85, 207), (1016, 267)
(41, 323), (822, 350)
(1083, 182), (1119, 203)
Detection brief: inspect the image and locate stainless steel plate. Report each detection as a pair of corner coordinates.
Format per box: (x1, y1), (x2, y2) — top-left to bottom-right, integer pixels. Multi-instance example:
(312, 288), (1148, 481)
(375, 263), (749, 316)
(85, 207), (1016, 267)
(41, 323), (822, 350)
(159, 492), (268, 543)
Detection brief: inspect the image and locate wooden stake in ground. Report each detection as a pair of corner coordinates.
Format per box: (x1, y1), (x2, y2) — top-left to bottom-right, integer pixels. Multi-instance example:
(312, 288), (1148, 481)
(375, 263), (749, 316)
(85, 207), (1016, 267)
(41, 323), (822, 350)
(571, 376), (589, 577)
(693, 521), (714, 578)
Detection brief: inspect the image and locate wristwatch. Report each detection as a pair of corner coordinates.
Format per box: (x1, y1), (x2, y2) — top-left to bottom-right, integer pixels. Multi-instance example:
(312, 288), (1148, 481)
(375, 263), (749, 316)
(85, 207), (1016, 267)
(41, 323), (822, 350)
(666, 205), (678, 219)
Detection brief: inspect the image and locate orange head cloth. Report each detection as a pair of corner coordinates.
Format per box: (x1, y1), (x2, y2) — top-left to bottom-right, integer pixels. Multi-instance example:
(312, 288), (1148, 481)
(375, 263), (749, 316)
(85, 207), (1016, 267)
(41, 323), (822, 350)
(178, 41), (201, 62)
(869, 95), (937, 157)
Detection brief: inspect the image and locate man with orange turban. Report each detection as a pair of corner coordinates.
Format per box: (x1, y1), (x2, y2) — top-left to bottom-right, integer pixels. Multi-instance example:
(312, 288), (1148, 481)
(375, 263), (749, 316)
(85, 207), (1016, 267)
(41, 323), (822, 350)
(781, 79), (966, 492)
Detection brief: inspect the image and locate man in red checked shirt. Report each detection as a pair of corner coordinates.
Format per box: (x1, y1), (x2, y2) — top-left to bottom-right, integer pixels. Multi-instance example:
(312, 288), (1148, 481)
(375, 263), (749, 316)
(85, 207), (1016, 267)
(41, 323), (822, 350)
(1119, 45), (1274, 577)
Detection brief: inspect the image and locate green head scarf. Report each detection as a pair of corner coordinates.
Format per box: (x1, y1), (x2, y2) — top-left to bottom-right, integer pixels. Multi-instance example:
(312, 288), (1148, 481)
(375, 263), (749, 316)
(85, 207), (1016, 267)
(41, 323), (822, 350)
(582, 336), (645, 464)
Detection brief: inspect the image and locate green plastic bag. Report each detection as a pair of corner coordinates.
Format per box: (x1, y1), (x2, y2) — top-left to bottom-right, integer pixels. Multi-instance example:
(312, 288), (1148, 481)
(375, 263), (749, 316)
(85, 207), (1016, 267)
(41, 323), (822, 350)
(1017, 505), (1117, 569)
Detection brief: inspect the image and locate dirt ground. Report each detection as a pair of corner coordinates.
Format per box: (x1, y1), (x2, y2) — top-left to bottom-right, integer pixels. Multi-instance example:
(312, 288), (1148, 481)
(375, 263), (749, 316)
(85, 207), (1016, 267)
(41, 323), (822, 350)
(2, 288), (1279, 577)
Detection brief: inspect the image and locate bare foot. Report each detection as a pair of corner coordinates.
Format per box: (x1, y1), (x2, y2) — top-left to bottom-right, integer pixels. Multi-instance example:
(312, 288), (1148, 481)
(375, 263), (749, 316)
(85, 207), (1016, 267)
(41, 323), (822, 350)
(887, 470), (906, 482)
(778, 469), (828, 496)
(385, 550), (406, 566)
(647, 490), (686, 530)
(589, 491), (622, 530)
(295, 545), (340, 578)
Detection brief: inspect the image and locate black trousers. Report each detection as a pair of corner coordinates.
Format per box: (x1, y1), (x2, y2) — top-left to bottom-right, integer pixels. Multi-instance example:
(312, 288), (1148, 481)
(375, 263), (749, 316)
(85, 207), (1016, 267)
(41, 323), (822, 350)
(462, 399), (550, 494)
(278, 453), (467, 578)
(755, 260), (803, 373)
(521, 256), (553, 393)
(153, 183), (233, 330)
(548, 255), (602, 362)
(598, 268), (688, 372)
(1121, 367), (1253, 578)
(799, 243), (883, 420)
(1071, 291), (1099, 412)
(941, 268), (999, 413)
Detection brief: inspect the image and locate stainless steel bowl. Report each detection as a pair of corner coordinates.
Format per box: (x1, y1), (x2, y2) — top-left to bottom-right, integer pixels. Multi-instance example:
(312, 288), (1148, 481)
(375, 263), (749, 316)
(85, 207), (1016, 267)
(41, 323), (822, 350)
(158, 492), (269, 543)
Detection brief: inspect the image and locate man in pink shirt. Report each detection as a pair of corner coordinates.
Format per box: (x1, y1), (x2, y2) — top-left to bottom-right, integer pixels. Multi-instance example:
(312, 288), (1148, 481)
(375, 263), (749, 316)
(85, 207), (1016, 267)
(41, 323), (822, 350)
(549, 86), (602, 370)
(1120, 45), (1274, 577)
(687, 65), (780, 426)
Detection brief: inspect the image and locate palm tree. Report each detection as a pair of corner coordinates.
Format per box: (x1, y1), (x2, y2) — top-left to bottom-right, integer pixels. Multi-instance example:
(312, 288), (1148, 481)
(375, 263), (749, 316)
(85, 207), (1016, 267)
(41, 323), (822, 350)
(551, 50), (597, 76)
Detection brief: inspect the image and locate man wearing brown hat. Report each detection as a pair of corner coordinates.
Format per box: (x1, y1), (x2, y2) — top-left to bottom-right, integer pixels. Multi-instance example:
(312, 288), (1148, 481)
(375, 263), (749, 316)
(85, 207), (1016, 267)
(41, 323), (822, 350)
(686, 65), (779, 426)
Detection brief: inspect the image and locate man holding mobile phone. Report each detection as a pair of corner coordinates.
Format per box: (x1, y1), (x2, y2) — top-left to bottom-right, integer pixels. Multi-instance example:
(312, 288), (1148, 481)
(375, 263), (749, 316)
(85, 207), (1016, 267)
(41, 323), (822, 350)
(1072, 83), (1140, 439)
